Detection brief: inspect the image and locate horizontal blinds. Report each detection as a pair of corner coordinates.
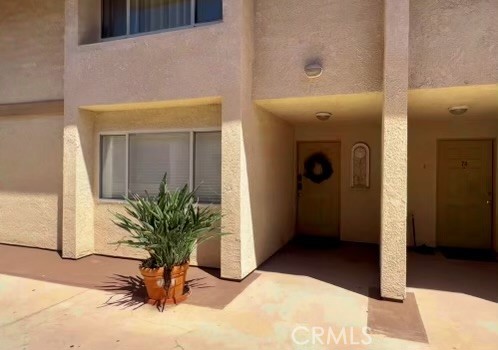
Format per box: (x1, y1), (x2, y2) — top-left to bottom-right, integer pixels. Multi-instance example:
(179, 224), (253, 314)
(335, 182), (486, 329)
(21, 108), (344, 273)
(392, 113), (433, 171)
(101, 135), (127, 199)
(129, 132), (190, 196)
(194, 132), (221, 203)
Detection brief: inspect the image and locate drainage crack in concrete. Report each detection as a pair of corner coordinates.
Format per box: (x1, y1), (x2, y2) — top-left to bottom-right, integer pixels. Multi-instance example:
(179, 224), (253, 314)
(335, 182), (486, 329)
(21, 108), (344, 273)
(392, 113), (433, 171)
(0, 289), (89, 329)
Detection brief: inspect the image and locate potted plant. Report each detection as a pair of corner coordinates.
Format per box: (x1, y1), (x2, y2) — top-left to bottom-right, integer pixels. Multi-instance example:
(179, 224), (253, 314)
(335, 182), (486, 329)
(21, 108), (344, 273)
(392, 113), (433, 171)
(112, 174), (223, 305)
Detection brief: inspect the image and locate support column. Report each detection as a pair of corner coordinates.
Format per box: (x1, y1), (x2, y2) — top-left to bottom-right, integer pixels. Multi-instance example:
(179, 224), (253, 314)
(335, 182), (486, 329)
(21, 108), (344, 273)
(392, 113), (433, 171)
(62, 108), (95, 258)
(62, 0), (95, 258)
(220, 0), (256, 280)
(380, 0), (409, 300)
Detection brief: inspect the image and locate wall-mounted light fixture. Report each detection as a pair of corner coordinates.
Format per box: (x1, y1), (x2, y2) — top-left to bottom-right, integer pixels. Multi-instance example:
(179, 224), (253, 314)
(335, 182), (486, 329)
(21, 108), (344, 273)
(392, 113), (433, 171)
(304, 63), (323, 78)
(316, 112), (332, 121)
(448, 105), (469, 116)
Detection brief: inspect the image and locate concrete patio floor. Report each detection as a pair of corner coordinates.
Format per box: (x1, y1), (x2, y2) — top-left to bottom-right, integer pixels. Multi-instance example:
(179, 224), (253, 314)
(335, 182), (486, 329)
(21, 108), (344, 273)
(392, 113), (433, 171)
(0, 243), (497, 350)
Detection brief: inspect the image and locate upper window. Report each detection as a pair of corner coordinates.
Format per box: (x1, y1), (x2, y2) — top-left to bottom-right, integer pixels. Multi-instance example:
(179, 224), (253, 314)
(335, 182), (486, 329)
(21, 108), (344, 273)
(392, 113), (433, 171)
(100, 131), (221, 204)
(102, 0), (223, 39)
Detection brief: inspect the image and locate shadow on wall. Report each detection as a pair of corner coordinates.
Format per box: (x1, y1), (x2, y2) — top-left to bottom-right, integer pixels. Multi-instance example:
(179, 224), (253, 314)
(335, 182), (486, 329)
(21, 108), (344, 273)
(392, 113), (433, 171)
(243, 106), (296, 270)
(0, 114), (64, 250)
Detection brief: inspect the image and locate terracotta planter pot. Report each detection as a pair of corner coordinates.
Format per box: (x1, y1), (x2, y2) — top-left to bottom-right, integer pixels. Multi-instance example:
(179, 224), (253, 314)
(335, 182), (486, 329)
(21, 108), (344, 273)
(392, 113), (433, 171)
(140, 263), (189, 304)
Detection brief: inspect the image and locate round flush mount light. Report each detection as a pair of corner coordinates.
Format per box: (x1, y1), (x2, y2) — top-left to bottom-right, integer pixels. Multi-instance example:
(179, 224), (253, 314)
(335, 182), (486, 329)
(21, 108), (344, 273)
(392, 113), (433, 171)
(448, 105), (469, 116)
(304, 63), (323, 78)
(316, 112), (332, 121)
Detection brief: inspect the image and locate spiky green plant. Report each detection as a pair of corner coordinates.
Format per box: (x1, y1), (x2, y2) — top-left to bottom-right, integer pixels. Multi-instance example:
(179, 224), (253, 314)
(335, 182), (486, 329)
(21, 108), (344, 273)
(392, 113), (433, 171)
(113, 174), (224, 269)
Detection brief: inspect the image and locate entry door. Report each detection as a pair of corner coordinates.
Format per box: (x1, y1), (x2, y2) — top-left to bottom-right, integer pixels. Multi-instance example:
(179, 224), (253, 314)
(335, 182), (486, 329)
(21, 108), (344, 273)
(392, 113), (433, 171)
(297, 142), (340, 237)
(437, 140), (493, 249)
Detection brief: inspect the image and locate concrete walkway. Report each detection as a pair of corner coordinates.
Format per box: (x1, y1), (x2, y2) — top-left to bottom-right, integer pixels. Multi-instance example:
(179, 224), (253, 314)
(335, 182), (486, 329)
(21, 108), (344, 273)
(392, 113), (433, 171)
(0, 244), (497, 349)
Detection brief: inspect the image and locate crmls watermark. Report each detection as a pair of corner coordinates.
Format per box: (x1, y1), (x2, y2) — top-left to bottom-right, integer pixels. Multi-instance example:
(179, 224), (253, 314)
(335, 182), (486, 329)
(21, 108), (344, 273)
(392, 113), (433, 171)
(291, 325), (372, 346)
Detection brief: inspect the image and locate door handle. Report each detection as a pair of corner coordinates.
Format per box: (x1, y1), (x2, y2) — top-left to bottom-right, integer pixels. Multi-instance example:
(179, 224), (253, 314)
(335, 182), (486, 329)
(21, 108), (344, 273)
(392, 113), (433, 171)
(486, 200), (492, 205)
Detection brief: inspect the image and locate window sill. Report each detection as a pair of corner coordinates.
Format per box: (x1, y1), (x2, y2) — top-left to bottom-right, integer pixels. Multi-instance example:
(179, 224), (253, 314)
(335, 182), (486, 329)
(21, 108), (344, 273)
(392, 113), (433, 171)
(97, 198), (221, 209)
(79, 20), (223, 48)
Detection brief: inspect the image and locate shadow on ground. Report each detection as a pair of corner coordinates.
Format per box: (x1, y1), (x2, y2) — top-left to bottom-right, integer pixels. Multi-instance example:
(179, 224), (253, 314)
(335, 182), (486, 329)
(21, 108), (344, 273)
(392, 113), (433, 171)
(97, 265), (260, 310)
(258, 237), (498, 303)
(258, 239), (380, 298)
(98, 274), (213, 310)
(0, 241), (495, 307)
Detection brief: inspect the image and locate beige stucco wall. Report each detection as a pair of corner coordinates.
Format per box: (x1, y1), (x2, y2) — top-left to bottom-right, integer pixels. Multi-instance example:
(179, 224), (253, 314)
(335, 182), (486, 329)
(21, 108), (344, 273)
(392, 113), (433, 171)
(408, 118), (498, 251)
(220, 0), (258, 279)
(0, 113), (63, 249)
(0, 0), (64, 104)
(254, 0), (384, 100)
(62, 108), (95, 259)
(92, 104), (222, 266)
(296, 122), (382, 244)
(62, 0), (248, 261)
(380, 0), (409, 301)
(242, 106), (296, 268)
(65, 0), (244, 107)
(410, 0), (498, 89)
(254, 0), (498, 99)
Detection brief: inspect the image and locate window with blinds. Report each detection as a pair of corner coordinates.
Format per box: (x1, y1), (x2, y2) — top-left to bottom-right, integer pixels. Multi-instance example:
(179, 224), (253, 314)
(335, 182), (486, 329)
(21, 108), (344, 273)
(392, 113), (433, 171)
(102, 0), (223, 39)
(100, 135), (127, 199)
(129, 132), (190, 197)
(100, 131), (221, 204)
(194, 132), (221, 204)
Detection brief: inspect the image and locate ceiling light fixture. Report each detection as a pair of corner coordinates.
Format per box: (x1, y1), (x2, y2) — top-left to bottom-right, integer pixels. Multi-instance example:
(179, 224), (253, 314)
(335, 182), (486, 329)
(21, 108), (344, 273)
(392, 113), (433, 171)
(316, 112), (332, 121)
(448, 105), (469, 116)
(304, 63), (323, 78)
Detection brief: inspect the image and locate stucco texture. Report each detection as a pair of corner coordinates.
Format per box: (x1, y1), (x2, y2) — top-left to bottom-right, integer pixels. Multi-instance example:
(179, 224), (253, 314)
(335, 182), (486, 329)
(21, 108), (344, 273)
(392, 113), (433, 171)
(0, 114), (63, 249)
(0, 0), (64, 103)
(254, 0), (383, 100)
(409, 0), (498, 89)
(220, 0), (259, 279)
(92, 104), (222, 266)
(64, 0), (245, 107)
(241, 106), (296, 273)
(380, 0), (409, 301)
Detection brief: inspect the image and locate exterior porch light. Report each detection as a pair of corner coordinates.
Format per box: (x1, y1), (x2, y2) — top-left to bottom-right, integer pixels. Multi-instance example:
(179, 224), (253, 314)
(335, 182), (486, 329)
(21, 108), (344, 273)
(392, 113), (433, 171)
(448, 105), (469, 116)
(316, 112), (332, 121)
(304, 63), (323, 78)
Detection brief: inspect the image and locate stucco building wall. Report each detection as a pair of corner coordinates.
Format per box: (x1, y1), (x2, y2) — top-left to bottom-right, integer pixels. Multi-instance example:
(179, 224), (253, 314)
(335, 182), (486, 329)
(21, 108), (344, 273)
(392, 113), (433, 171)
(1, 0), (496, 299)
(254, 0), (384, 100)
(0, 113), (63, 249)
(65, 1), (244, 107)
(92, 104), (222, 266)
(0, 0), (64, 104)
(409, 0), (498, 89)
(243, 107), (296, 267)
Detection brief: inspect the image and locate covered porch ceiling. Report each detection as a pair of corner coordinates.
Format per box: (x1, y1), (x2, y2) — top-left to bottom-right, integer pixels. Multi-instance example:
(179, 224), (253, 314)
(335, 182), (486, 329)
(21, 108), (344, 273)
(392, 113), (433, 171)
(256, 84), (498, 124)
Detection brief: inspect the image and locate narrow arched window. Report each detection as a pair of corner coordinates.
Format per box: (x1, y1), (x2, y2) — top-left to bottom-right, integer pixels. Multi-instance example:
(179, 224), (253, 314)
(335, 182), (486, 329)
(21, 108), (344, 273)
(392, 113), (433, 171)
(351, 143), (370, 188)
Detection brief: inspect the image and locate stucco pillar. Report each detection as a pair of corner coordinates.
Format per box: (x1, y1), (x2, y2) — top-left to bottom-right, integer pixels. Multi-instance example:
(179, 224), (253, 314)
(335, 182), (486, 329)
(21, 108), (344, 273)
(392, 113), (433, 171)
(380, 0), (409, 300)
(62, 0), (95, 258)
(62, 108), (95, 258)
(220, 0), (256, 280)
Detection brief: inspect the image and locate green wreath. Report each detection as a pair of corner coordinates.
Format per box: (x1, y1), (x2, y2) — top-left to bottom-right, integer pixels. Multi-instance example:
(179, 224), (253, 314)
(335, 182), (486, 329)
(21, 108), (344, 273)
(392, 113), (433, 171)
(304, 152), (333, 184)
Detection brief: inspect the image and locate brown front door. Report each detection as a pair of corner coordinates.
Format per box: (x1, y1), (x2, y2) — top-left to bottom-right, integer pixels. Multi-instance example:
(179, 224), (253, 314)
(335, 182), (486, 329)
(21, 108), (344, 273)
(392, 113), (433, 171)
(437, 140), (493, 249)
(297, 142), (340, 237)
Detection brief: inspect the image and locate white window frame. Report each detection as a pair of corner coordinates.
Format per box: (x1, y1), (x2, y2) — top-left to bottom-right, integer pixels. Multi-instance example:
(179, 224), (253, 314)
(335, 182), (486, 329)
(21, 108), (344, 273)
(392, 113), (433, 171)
(99, 127), (221, 203)
(101, 0), (223, 42)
